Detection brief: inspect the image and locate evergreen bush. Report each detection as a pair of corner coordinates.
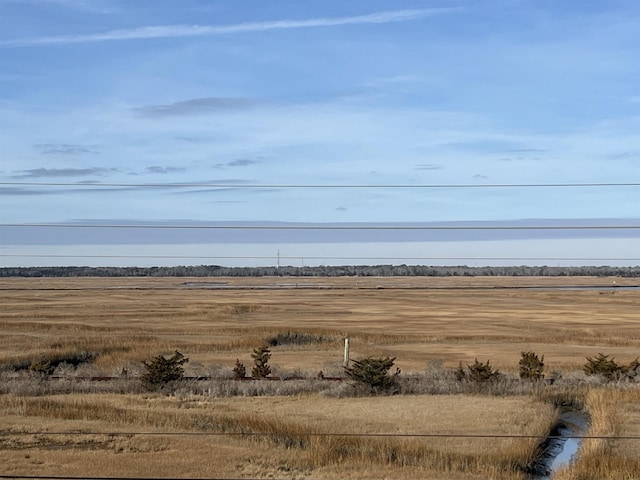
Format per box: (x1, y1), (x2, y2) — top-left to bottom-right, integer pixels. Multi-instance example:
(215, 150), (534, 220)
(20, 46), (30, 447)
(232, 359), (247, 380)
(519, 351), (545, 380)
(584, 353), (639, 381)
(251, 346), (272, 378)
(344, 356), (399, 394)
(141, 351), (188, 389)
(455, 358), (500, 383)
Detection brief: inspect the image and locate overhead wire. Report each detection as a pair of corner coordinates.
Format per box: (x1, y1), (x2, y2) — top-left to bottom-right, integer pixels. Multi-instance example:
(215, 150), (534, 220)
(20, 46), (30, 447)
(2, 223), (640, 230)
(1, 254), (639, 261)
(0, 476), (281, 480)
(1, 430), (638, 440)
(2, 181), (640, 189)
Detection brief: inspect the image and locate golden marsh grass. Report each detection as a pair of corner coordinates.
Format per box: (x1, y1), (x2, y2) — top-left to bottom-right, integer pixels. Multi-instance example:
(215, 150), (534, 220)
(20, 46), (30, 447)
(1, 275), (639, 478)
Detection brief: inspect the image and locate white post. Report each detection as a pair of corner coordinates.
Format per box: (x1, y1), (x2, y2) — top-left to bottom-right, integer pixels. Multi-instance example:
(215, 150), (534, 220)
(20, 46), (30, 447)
(343, 337), (350, 367)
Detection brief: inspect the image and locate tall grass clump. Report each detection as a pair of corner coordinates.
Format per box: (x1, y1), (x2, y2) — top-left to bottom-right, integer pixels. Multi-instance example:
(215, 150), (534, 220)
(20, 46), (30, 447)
(266, 331), (337, 347)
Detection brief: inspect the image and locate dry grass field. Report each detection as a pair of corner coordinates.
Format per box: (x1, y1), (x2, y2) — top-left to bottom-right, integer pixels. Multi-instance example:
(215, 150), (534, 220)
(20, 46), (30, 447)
(1, 275), (639, 479)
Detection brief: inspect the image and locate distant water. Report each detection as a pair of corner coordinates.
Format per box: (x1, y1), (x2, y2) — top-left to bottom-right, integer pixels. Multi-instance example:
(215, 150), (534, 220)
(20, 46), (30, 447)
(2, 238), (639, 268)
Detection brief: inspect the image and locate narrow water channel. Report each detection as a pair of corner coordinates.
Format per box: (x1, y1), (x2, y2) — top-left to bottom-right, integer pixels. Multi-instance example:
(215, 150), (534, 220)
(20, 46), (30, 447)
(529, 410), (589, 479)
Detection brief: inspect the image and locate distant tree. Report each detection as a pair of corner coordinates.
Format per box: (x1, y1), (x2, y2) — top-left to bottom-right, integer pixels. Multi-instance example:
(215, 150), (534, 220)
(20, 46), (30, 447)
(232, 359), (247, 380)
(141, 351), (189, 389)
(455, 358), (500, 383)
(519, 351), (545, 380)
(251, 346), (272, 378)
(583, 353), (640, 381)
(344, 356), (399, 394)
(584, 353), (622, 380)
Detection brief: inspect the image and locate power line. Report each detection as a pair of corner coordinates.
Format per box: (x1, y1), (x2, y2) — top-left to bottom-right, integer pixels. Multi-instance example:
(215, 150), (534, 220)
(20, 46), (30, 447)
(1, 430), (638, 440)
(1, 254), (639, 261)
(3, 223), (640, 230)
(0, 476), (277, 480)
(2, 181), (640, 189)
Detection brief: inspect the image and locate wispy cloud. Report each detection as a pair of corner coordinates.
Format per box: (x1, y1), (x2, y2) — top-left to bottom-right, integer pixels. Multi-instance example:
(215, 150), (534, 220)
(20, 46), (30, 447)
(13, 167), (115, 178)
(0, 0), (117, 14)
(214, 158), (260, 169)
(174, 136), (206, 143)
(227, 159), (257, 167)
(33, 143), (99, 155)
(146, 166), (187, 174)
(0, 8), (462, 47)
(415, 163), (443, 171)
(505, 148), (547, 154)
(134, 97), (260, 117)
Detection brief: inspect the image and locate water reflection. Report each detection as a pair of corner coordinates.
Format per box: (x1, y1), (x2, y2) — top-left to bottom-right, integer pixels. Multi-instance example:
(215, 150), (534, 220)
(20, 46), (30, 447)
(530, 410), (589, 479)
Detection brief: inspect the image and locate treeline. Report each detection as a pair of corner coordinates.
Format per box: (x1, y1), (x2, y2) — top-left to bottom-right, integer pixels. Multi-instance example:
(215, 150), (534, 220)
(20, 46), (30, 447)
(1, 264), (639, 278)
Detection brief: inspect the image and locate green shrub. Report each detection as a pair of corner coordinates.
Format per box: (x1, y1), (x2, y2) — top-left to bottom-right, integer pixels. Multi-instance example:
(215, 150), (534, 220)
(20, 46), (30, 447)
(344, 356), (399, 394)
(232, 359), (247, 380)
(251, 346), (272, 378)
(584, 353), (639, 381)
(584, 353), (622, 380)
(519, 351), (545, 380)
(141, 350), (189, 388)
(455, 358), (500, 383)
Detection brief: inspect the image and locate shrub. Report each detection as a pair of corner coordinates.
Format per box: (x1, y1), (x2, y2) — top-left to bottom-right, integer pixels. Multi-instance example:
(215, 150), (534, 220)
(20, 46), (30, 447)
(267, 331), (336, 347)
(583, 353), (622, 380)
(344, 356), (399, 394)
(519, 351), (545, 380)
(584, 353), (640, 381)
(455, 358), (500, 383)
(29, 359), (55, 376)
(141, 351), (189, 388)
(232, 359), (247, 380)
(251, 346), (272, 378)
(625, 358), (640, 380)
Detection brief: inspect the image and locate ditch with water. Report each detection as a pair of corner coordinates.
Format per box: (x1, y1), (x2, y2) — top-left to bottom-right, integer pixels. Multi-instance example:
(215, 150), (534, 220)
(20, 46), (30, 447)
(528, 409), (590, 479)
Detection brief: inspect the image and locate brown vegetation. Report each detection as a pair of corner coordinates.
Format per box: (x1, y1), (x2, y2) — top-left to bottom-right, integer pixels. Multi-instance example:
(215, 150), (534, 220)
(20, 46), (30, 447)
(1, 276), (639, 479)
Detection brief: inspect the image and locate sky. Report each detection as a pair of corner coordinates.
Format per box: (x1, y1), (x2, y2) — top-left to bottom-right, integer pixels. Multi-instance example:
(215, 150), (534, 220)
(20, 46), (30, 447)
(1, 0), (639, 267)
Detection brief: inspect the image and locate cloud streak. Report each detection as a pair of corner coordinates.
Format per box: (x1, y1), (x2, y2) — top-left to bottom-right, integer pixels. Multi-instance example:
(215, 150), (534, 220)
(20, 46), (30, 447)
(2, 0), (117, 14)
(12, 167), (115, 178)
(0, 8), (461, 47)
(33, 144), (99, 155)
(134, 97), (259, 117)
(145, 166), (186, 174)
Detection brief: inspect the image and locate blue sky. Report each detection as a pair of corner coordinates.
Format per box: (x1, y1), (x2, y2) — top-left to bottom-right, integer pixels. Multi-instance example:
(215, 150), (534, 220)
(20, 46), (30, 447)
(1, 0), (639, 266)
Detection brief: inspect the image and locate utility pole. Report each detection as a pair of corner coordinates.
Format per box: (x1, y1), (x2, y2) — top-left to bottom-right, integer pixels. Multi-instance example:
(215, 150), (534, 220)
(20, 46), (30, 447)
(277, 249), (280, 269)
